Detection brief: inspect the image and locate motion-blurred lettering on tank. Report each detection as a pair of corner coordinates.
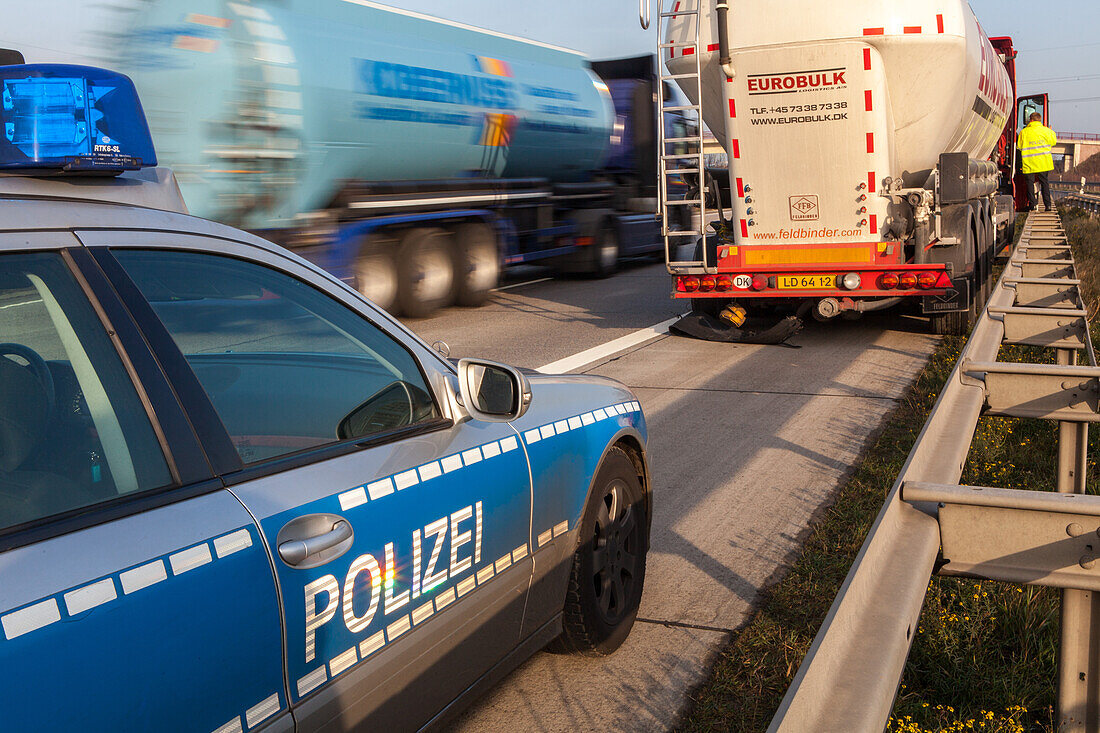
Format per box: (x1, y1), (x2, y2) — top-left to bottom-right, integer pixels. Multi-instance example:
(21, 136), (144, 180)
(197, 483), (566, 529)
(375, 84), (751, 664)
(358, 59), (518, 109)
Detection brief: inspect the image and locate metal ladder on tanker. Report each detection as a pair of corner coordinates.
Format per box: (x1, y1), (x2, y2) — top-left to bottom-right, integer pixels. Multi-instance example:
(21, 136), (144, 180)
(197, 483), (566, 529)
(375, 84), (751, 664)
(656, 1), (711, 274)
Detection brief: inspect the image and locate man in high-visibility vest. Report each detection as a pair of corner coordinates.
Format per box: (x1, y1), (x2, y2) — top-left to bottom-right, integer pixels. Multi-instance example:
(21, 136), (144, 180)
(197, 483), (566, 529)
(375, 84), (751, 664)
(1016, 112), (1057, 211)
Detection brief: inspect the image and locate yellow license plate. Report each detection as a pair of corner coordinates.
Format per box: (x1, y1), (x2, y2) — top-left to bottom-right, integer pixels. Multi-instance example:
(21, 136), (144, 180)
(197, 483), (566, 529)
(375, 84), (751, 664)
(778, 274), (836, 290)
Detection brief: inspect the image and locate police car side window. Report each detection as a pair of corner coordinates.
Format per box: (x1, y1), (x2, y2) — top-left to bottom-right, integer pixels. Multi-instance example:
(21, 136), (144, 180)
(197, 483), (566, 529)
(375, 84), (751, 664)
(0, 253), (172, 533)
(113, 251), (441, 464)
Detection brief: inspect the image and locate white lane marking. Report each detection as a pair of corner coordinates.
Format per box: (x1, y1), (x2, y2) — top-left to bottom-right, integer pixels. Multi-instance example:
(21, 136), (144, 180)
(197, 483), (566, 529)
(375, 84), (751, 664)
(170, 543), (213, 576)
(0, 298), (41, 310)
(339, 487), (368, 511)
(245, 693), (280, 728)
(536, 314), (685, 374)
(120, 560), (167, 594)
(495, 276), (552, 291)
(2, 598), (61, 640)
(214, 529), (253, 558)
(297, 667), (328, 698)
(64, 578), (117, 616)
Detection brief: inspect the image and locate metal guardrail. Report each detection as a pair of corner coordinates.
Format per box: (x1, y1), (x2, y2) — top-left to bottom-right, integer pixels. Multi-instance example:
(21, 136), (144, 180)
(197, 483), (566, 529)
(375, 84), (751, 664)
(769, 210), (1100, 732)
(1064, 193), (1100, 216)
(1060, 132), (1100, 142)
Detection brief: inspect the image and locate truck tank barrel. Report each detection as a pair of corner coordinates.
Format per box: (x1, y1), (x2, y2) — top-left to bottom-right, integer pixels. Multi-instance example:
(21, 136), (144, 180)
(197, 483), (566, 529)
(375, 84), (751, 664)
(663, 0), (1013, 248)
(666, 0), (1013, 176)
(109, 0), (616, 229)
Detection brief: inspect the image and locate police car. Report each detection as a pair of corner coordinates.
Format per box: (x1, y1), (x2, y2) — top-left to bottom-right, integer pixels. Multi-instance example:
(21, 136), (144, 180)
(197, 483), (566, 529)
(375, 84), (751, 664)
(0, 62), (651, 732)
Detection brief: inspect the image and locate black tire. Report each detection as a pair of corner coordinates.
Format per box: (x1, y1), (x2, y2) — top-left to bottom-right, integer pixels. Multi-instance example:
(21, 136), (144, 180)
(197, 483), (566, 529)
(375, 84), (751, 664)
(931, 218), (981, 336)
(451, 222), (500, 307)
(556, 446), (648, 655)
(396, 228), (454, 319)
(587, 222), (619, 278)
(353, 233), (399, 312)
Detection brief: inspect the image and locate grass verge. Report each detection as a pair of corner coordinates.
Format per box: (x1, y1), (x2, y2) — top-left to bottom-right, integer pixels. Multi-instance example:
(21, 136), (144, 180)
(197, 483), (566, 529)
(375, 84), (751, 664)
(676, 208), (1100, 733)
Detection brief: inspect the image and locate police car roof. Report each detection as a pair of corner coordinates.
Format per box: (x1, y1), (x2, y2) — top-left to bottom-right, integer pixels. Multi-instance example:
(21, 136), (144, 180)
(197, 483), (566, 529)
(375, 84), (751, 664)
(0, 167), (188, 214)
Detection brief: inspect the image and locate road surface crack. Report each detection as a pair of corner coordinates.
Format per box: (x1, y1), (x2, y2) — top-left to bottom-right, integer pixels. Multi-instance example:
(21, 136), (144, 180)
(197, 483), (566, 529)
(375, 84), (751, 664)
(636, 617), (738, 634)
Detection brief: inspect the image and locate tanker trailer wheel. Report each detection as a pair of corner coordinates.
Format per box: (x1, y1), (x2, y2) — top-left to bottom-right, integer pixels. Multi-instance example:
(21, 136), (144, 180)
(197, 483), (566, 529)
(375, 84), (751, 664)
(353, 233), (399, 313)
(451, 222), (500, 307)
(553, 446), (647, 656)
(397, 227), (455, 319)
(930, 226), (979, 336)
(583, 221), (619, 278)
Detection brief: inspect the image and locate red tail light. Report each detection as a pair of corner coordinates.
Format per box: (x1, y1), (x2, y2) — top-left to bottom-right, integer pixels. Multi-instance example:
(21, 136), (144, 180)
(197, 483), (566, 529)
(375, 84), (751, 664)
(917, 271), (938, 289)
(716, 275), (733, 292)
(680, 276), (700, 292)
(899, 272), (918, 289)
(751, 275), (768, 291)
(878, 272), (899, 289)
(700, 275), (716, 292)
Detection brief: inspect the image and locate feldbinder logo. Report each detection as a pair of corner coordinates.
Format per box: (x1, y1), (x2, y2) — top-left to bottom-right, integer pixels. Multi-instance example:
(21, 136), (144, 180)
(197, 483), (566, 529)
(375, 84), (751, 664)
(789, 195), (819, 221)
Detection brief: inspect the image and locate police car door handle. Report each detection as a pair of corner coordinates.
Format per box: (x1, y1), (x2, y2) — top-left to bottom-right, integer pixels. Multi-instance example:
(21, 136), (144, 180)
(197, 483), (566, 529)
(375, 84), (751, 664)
(278, 520), (353, 566)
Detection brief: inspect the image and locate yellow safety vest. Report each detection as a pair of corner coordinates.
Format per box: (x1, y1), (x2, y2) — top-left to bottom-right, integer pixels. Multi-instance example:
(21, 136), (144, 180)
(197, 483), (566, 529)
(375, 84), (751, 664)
(1017, 121), (1057, 174)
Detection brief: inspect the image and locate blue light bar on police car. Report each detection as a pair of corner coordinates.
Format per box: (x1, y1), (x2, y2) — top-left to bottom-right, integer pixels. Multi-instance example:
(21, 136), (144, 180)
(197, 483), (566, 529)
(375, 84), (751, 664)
(0, 64), (156, 173)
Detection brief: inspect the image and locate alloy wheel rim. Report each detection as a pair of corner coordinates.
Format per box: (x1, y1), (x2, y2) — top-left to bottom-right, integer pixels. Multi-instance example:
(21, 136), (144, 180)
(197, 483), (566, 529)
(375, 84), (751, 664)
(590, 479), (639, 625)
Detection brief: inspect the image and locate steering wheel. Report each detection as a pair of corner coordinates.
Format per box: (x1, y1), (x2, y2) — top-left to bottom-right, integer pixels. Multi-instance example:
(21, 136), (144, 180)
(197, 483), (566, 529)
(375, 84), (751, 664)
(0, 343), (56, 418)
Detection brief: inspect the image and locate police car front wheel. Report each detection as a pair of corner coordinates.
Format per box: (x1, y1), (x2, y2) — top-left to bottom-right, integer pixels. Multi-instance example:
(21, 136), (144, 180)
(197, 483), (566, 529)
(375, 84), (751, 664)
(556, 446), (647, 656)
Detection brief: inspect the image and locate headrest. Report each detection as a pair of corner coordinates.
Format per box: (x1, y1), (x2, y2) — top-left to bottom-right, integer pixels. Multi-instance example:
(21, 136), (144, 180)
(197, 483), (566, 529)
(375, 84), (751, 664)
(0, 357), (47, 472)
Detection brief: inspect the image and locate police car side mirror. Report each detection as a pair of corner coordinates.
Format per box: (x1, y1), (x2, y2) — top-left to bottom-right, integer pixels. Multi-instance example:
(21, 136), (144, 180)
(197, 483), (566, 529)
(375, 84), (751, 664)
(457, 359), (532, 423)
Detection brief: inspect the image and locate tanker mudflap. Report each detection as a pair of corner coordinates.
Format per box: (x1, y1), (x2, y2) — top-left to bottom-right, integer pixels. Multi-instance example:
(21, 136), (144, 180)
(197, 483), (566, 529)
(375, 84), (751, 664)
(670, 312), (804, 346)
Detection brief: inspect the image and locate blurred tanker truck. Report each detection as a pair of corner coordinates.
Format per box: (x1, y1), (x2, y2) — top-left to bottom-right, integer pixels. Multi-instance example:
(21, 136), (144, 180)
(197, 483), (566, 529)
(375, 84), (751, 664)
(652, 0), (1049, 334)
(111, 1), (691, 316)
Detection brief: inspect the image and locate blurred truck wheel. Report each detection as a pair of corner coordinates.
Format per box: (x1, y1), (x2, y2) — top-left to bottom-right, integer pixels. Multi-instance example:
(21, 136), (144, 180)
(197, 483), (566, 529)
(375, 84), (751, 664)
(397, 228), (454, 318)
(586, 222), (619, 278)
(451, 222), (499, 307)
(353, 233), (399, 312)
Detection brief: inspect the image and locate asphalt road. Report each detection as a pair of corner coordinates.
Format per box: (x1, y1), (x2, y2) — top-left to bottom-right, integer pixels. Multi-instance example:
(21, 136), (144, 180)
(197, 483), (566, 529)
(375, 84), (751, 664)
(405, 262), (940, 732)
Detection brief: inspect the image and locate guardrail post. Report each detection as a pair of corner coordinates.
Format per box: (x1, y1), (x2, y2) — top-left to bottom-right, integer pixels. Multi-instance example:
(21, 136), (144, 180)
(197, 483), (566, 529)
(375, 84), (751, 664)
(1057, 346), (1100, 732)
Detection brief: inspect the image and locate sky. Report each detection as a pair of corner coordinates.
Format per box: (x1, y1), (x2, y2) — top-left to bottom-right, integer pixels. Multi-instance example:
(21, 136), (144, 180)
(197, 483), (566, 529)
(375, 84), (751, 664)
(396, 0), (1100, 134)
(3, 0), (1098, 132)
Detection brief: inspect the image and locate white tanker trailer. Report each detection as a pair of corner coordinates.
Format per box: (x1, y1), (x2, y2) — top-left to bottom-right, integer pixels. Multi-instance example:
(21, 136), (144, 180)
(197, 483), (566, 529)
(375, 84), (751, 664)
(649, 0), (1048, 334)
